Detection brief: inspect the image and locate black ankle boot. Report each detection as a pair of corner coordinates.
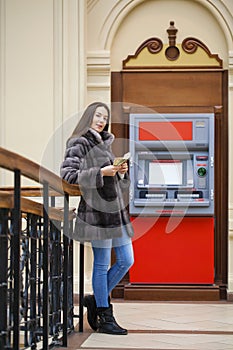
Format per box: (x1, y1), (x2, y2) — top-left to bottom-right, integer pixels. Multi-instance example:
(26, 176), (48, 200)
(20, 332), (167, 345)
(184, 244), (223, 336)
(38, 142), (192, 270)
(96, 304), (128, 335)
(82, 294), (97, 331)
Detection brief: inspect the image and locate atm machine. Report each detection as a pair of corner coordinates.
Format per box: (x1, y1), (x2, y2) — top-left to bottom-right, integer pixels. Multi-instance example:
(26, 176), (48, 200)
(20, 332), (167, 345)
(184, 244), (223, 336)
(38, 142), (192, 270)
(129, 113), (215, 284)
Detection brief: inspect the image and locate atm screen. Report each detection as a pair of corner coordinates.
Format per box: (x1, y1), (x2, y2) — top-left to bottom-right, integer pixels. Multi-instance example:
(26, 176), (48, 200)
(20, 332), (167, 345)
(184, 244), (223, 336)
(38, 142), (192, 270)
(149, 160), (183, 185)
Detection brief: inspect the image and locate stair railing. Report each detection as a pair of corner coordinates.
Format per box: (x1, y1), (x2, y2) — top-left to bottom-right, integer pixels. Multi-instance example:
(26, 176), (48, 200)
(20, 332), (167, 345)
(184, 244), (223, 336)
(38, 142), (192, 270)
(0, 147), (83, 350)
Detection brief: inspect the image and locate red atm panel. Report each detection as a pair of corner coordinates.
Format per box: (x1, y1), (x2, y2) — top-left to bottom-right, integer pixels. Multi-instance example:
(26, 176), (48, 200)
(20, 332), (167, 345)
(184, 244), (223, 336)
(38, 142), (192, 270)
(139, 121), (193, 140)
(130, 217), (214, 284)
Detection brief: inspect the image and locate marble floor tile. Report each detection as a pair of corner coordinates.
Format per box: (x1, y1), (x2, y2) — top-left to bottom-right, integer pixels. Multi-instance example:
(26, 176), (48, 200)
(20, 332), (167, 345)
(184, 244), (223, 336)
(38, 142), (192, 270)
(81, 333), (233, 349)
(72, 302), (233, 350)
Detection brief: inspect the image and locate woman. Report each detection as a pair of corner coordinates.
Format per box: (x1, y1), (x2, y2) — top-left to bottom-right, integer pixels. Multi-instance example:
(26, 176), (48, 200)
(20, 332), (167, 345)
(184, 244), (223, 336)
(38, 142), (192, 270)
(60, 102), (134, 335)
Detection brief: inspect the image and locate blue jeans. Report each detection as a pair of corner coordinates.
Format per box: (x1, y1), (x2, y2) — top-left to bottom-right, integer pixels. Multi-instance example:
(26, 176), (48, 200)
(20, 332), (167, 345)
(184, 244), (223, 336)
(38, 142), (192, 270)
(91, 227), (134, 308)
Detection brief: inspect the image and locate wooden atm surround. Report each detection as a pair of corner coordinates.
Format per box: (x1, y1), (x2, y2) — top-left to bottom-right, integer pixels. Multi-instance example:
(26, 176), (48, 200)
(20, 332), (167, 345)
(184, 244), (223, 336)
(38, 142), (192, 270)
(110, 27), (228, 301)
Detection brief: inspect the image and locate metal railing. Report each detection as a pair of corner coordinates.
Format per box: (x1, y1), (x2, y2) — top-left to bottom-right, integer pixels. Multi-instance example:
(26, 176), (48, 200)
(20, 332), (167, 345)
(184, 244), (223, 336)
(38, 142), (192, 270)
(0, 147), (83, 349)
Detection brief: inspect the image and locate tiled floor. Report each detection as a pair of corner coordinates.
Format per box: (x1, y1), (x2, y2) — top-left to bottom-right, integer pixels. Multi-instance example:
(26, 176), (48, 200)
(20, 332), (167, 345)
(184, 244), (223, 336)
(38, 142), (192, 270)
(57, 301), (233, 350)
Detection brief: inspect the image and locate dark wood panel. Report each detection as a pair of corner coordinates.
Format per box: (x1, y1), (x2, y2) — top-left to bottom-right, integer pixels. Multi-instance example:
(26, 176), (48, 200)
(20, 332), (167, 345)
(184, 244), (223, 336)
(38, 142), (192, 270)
(122, 71), (222, 107)
(111, 69), (228, 301)
(124, 284), (220, 301)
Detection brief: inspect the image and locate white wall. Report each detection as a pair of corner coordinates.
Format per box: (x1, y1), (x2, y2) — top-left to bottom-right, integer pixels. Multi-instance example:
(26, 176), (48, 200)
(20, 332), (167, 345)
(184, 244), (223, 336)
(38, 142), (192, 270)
(2, 0), (54, 162)
(0, 0), (86, 176)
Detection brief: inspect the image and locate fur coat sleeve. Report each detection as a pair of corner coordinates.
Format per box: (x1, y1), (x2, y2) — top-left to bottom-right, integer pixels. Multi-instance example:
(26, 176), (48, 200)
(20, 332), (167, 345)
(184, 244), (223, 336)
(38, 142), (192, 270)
(60, 137), (104, 189)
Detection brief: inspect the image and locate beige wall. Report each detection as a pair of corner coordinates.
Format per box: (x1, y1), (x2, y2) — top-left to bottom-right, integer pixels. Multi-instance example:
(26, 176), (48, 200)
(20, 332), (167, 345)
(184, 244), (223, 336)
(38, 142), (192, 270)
(2, 0), (54, 163)
(110, 0), (228, 70)
(0, 0), (86, 178)
(1, 0), (233, 297)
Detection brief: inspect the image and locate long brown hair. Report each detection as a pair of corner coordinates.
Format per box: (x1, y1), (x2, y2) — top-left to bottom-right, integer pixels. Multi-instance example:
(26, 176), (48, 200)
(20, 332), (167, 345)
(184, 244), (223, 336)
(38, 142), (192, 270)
(67, 102), (110, 144)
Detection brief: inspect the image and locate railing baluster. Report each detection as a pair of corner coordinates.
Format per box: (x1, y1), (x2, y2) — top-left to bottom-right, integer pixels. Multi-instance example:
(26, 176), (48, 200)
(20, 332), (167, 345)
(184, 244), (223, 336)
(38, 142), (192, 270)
(43, 181), (49, 350)
(13, 169), (21, 350)
(62, 193), (69, 347)
(0, 208), (9, 349)
(50, 219), (62, 342)
(30, 214), (38, 348)
(68, 226), (74, 331)
(38, 218), (43, 338)
(21, 230), (30, 347)
(79, 242), (84, 332)
(9, 217), (14, 347)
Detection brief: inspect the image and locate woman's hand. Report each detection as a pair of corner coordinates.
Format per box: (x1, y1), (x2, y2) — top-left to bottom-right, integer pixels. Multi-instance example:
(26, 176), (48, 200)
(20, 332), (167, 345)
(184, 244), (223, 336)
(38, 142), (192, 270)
(101, 165), (120, 177)
(118, 162), (128, 175)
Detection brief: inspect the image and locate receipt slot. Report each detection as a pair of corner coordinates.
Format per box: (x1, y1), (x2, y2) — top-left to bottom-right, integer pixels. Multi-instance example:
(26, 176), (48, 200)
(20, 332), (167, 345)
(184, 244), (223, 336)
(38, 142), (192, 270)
(129, 113), (215, 284)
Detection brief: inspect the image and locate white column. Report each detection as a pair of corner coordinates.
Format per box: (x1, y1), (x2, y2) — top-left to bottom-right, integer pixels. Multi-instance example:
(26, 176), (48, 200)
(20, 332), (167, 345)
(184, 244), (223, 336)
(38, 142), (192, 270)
(51, 0), (87, 175)
(63, 0), (86, 118)
(62, 0), (90, 295)
(0, 0), (6, 147)
(0, 0), (6, 185)
(86, 50), (111, 104)
(52, 0), (63, 174)
(83, 48), (112, 294)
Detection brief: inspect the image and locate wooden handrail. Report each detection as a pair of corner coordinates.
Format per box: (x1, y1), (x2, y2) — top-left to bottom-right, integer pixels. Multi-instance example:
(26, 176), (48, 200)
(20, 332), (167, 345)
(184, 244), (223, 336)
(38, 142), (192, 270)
(0, 147), (81, 196)
(0, 186), (65, 197)
(0, 191), (76, 221)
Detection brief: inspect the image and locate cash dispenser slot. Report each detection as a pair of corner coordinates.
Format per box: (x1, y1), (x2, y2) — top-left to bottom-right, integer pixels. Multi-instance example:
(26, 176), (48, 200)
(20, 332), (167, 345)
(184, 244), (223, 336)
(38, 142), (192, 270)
(139, 190), (167, 200)
(134, 190), (167, 207)
(175, 190), (203, 201)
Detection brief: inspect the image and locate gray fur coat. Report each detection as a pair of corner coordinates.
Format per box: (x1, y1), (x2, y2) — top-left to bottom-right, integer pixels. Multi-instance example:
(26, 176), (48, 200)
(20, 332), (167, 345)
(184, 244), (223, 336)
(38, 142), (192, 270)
(60, 128), (134, 242)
